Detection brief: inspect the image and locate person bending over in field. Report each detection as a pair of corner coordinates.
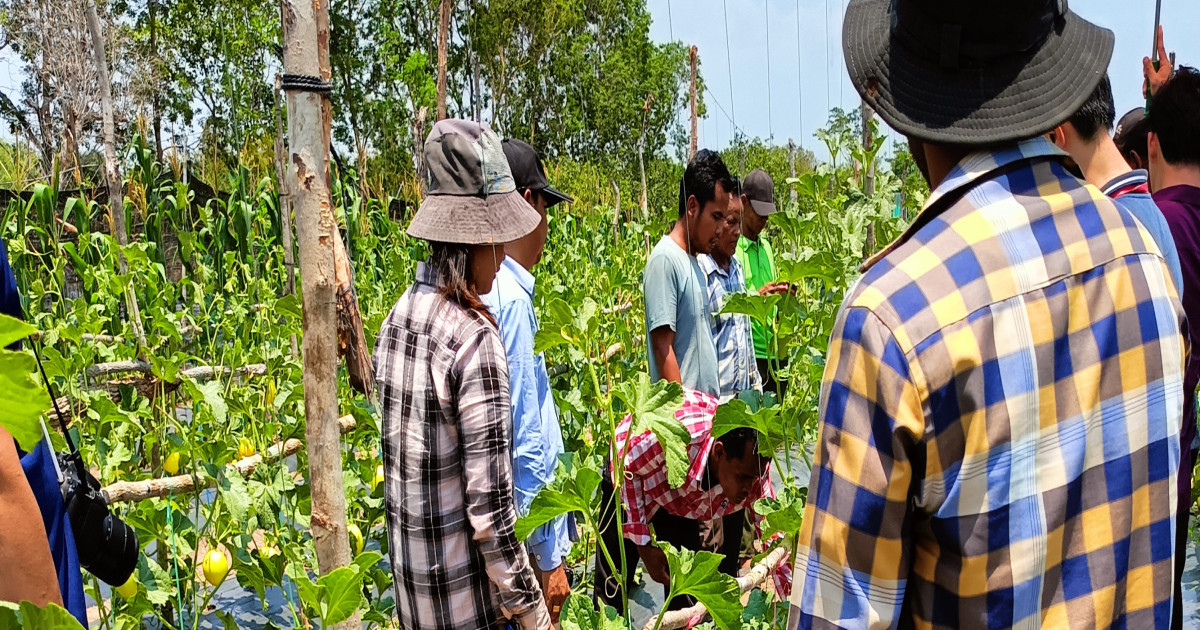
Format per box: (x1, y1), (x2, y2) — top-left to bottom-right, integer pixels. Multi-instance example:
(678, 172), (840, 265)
(593, 388), (789, 614)
(643, 150), (731, 398)
(481, 138), (575, 624)
(374, 119), (550, 630)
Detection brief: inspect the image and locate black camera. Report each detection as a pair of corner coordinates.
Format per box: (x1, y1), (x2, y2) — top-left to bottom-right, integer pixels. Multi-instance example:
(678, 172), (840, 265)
(58, 450), (139, 587)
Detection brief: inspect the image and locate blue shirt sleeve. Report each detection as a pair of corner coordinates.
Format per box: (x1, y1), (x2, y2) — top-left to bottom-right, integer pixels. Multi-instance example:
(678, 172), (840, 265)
(496, 297), (568, 571)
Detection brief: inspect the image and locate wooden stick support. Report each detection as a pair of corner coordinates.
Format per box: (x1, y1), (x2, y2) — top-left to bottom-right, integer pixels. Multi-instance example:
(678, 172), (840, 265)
(101, 414), (356, 503)
(641, 545), (791, 630)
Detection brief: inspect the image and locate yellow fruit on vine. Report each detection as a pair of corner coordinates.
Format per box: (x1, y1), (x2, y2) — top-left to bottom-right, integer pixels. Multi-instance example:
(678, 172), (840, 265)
(114, 574), (138, 599)
(202, 548), (230, 586)
(372, 464), (385, 492)
(256, 543), (280, 558)
(164, 452), (181, 475)
(237, 438), (255, 459)
(348, 523), (364, 557)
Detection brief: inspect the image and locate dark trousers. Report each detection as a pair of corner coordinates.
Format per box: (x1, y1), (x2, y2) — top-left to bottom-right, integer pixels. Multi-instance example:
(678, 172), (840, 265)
(757, 357), (787, 398)
(593, 476), (742, 614)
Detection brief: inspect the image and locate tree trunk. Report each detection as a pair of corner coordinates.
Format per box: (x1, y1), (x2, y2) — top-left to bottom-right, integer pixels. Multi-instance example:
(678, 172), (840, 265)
(149, 0), (163, 161)
(274, 74), (298, 358)
(86, 0), (147, 351)
(280, 0), (359, 623)
(436, 0), (450, 121)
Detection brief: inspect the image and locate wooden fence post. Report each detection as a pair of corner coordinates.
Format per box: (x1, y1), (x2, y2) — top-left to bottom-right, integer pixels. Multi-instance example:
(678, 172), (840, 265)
(280, 0), (359, 625)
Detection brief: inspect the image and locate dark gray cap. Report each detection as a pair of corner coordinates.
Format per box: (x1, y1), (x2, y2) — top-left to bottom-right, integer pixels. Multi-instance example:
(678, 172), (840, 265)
(742, 169), (777, 217)
(407, 119), (540, 244)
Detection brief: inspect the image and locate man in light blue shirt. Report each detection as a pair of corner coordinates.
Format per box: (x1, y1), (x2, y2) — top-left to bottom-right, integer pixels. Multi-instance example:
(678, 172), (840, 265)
(481, 138), (574, 624)
(698, 188), (762, 399)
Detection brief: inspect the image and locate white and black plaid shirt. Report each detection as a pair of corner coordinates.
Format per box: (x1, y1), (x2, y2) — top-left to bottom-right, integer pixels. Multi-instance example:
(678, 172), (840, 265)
(375, 262), (549, 630)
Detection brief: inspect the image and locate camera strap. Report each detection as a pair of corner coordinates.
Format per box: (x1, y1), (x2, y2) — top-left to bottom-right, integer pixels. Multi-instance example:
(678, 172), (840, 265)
(31, 341), (81, 456)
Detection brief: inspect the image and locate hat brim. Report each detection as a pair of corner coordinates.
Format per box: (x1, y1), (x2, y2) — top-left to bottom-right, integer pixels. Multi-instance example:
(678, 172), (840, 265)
(540, 185), (574, 208)
(407, 190), (540, 244)
(749, 199), (777, 217)
(843, 0), (1114, 145)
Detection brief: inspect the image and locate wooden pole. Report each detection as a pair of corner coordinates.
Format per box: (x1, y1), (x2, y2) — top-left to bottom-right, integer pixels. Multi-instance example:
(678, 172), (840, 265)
(436, 0), (451, 121)
(689, 45), (698, 158)
(638, 94), (652, 220)
(788, 138), (798, 205)
(280, 0), (359, 623)
(85, 0), (147, 352)
(861, 101), (876, 258)
(274, 75), (298, 358)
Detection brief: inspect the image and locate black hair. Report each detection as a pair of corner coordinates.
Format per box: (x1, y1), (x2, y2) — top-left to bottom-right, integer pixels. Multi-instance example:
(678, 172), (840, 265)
(1148, 66), (1200, 167)
(1068, 74), (1115, 141)
(678, 149), (734, 219)
(716, 427), (760, 460)
(1115, 116), (1150, 165)
(427, 242), (496, 327)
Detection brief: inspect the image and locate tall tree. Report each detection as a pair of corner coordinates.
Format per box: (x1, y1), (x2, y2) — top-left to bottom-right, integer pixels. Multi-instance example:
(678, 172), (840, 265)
(280, 1), (359, 627)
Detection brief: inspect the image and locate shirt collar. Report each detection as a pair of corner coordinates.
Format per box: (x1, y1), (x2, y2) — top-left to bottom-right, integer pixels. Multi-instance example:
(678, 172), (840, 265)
(500, 256), (535, 297)
(697, 253), (730, 278)
(415, 261), (438, 286)
(1100, 169), (1149, 197)
(862, 137), (1066, 272)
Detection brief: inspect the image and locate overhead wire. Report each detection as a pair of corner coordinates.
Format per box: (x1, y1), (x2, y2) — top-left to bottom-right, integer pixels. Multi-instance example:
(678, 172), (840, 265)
(722, 0), (737, 142)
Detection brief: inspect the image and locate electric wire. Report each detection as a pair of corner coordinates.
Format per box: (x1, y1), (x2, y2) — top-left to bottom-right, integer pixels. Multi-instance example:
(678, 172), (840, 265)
(765, 0), (772, 138)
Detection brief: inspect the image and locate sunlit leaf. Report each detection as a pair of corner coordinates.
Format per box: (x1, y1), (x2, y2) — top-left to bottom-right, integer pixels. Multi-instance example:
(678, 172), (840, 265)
(660, 542), (741, 630)
(516, 454), (601, 541)
(613, 374), (688, 488)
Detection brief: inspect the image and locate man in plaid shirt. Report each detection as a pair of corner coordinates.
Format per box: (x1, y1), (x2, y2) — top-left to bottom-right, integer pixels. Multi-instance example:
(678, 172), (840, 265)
(699, 187), (764, 400)
(594, 388), (788, 613)
(793, 1), (1187, 628)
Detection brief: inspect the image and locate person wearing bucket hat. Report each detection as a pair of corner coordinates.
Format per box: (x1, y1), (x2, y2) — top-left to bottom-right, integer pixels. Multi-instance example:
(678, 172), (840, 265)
(791, 2), (1187, 629)
(375, 119), (551, 630)
(480, 138), (574, 623)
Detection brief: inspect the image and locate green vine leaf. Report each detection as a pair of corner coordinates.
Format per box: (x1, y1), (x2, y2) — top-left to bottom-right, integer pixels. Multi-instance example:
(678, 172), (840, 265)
(516, 454), (600, 541)
(613, 374), (688, 488)
(660, 542), (742, 630)
(0, 314), (50, 452)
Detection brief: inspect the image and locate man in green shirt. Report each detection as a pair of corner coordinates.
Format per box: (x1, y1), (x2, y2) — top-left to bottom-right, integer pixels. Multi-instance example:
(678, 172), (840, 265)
(734, 169), (789, 393)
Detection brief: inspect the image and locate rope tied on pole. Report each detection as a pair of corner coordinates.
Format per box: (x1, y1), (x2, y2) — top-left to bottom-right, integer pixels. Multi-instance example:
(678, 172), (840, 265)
(280, 73), (333, 94)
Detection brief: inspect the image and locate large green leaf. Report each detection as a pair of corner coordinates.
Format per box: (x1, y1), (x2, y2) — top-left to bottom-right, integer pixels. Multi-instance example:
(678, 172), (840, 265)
(317, 565), (368, 626)
(718, 293), (781, 328)
(613, 375), (688, 488)
(515, 454), (601, 541)
(0, 601), (88, 630)
(0, 315), (50, 452)
(660, 542), (742, 630)
(559, 592), (628, 630)
(754, 485), (807, 542)
(138, 552), (176, 606)
(183, 378), (227, 424)
(711, 398), (786, 458)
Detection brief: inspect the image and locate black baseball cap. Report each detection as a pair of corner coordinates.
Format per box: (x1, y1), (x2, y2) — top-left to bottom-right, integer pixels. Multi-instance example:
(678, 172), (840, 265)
(1113, 107), (1149, 156)
(501, 139), (574, 207)
(742, 169), (777, 217)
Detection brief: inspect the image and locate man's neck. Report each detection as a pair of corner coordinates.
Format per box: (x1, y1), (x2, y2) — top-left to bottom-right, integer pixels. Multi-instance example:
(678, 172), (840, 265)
(711, 250), (732, 270)
(1076, 135), (1134, 190)
(1155, 161), (1200, 193)
(505, 244), (537, 272)
(669, 219), (694, 256)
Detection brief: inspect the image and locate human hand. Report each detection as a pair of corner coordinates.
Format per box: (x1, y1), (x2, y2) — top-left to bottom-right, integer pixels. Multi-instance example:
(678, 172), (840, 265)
(637, 544), (671, 585)
(1144, 25), (1173, 97)
(539, 565), (570, 624)
(757, 281), (790, 296)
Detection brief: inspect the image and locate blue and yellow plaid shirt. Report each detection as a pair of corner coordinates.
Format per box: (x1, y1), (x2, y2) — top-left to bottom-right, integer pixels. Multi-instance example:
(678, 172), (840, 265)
(790, 138), (1187, 629)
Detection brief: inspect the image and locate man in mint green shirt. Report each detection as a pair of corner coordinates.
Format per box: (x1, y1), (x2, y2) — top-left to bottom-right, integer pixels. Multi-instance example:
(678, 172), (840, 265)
(734, 169), (789, 393)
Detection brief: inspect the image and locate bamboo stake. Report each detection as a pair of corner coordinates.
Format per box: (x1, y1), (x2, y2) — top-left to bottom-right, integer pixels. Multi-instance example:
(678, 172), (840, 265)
(102, 415), (355, 503)
(280, 0), (358, 620)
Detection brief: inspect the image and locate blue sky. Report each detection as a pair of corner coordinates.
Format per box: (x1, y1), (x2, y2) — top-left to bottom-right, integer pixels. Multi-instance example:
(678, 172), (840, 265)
(646, 0), (1200, 161)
